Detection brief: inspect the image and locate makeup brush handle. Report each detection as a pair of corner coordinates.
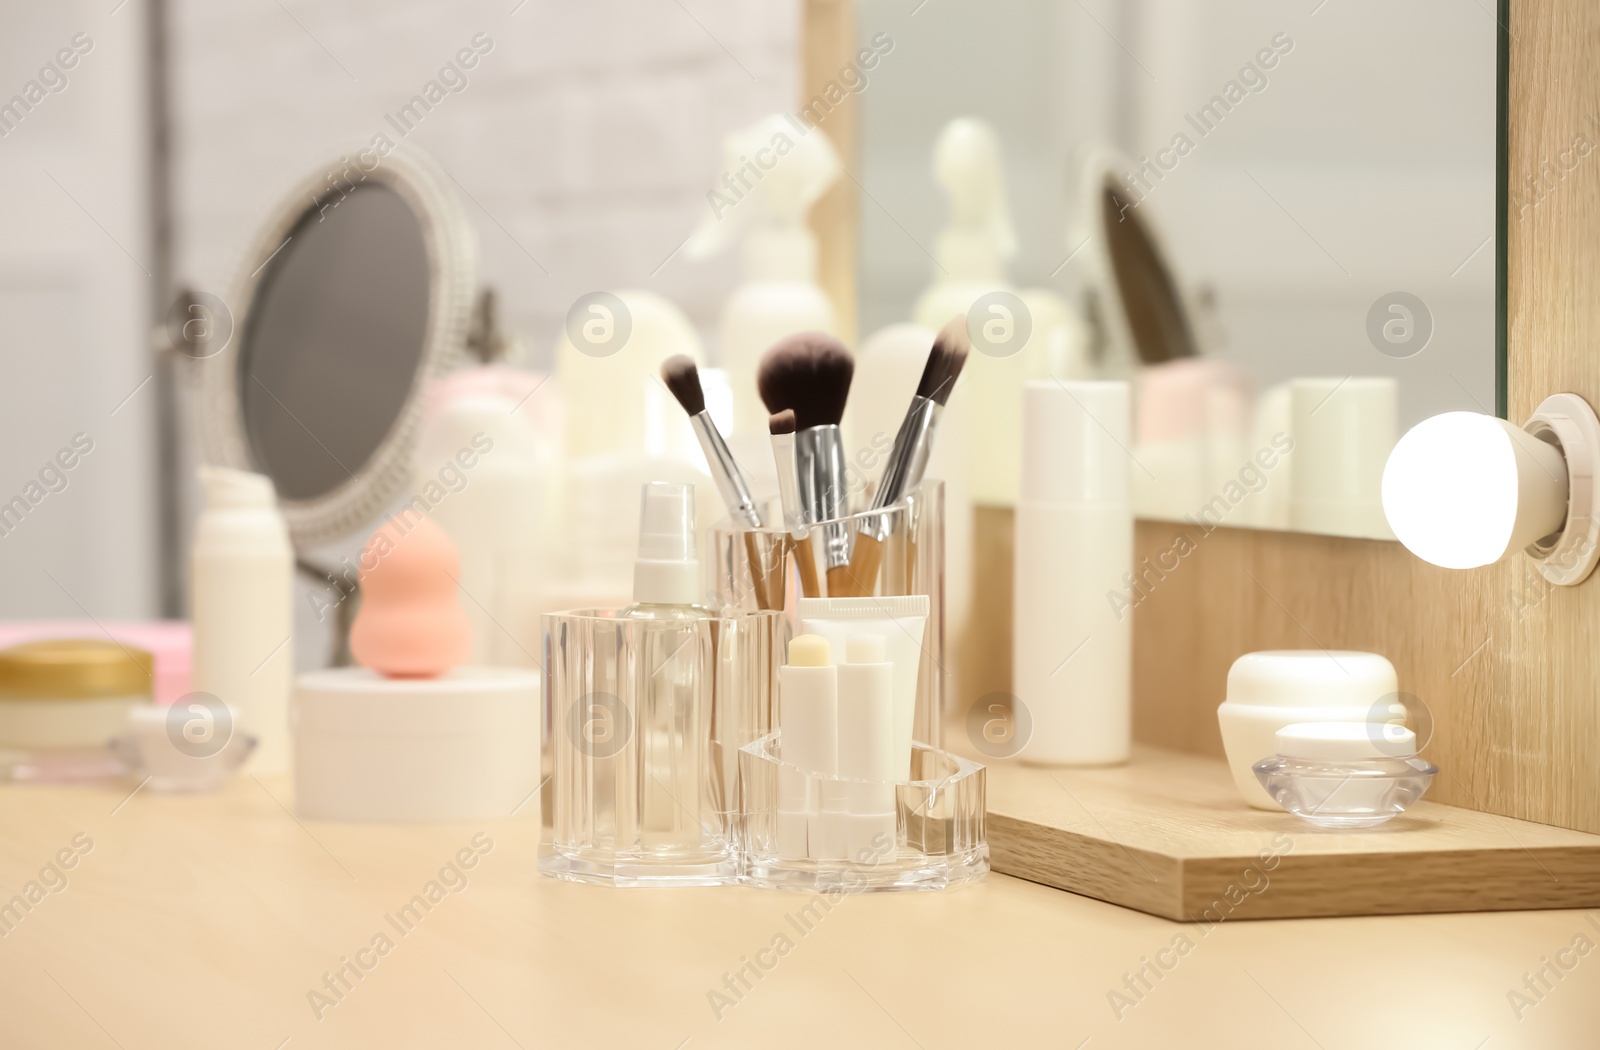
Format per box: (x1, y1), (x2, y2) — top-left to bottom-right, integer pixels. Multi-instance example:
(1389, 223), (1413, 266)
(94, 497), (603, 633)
(692, 413), (761, 529)
(845, 533), (884, 597)
(826, 564), (857, 599)
(792, 536), (822, 599)
(742, 531), (773, 610)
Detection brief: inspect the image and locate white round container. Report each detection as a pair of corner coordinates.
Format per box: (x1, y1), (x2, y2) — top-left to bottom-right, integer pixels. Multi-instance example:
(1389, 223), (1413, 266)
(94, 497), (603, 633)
(292, 666), (540, 823)
(1217, 650), (1405, 809)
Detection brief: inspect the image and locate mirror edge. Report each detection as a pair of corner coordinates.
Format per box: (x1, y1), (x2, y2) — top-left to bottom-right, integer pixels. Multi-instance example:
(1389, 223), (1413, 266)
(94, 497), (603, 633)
(196, 143), (477, 549)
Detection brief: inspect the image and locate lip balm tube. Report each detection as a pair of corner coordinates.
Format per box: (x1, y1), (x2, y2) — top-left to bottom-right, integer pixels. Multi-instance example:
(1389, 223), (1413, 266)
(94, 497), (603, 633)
(837, 633), (896, 865)
(778, 634), (837, 860)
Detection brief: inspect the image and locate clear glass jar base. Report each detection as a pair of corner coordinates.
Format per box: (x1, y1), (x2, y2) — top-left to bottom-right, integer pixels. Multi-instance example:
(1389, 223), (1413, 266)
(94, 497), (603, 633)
(1253, 755), (1438, 829)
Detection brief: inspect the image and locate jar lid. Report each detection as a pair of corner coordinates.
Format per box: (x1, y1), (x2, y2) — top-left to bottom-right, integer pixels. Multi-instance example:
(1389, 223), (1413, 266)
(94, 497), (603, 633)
(0, 639), (153, 700)
(1226, 650), (1398, 710)
(1275, 721), (1416, 761)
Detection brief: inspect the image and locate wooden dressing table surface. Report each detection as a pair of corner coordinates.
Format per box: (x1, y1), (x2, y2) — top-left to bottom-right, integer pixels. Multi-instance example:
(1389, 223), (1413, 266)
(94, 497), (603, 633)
(0, 774), (1593, 1049)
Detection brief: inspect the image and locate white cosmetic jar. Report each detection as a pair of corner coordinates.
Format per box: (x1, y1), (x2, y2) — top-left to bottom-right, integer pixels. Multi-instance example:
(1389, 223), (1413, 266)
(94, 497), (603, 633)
(1217, 650), (1405, 810)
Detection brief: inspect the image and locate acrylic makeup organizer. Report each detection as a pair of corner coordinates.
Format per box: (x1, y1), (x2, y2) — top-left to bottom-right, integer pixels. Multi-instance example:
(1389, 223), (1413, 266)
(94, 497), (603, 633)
(712, 481), (990, 891)
(541, 608), (781, 886)
(737, 733), (987, 891)
(542, 483), (988, 890)
(710, 481), (947, 752)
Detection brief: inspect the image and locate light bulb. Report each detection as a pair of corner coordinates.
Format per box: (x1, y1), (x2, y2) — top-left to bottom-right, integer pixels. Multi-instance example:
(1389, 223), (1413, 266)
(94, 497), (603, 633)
(1381, 411), (1568, 569)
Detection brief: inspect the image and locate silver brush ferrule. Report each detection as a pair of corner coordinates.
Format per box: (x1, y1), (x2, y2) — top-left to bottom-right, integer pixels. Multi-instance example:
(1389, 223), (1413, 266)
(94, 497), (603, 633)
(795, 424), (851, 569)
(861, 397), (940, 541)
(691, 412), (762, 529)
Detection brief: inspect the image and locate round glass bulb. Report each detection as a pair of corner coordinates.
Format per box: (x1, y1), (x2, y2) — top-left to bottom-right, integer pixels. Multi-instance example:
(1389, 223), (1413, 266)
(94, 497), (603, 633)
(1382, 412), (1558, 569)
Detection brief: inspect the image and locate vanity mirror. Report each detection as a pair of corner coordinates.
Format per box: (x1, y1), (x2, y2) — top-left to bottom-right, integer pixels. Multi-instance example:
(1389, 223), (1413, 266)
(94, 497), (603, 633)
(853, 0), (1499, 541)
(198, 146), (476, 548)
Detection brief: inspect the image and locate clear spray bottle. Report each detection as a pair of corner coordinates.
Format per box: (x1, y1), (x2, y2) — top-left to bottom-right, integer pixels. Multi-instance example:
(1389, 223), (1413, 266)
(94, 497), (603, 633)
(622, 482), (717, 854)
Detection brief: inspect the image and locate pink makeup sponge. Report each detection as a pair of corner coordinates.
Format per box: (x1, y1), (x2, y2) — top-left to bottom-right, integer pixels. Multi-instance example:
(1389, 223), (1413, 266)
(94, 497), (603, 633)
(349, 515), (472, 678)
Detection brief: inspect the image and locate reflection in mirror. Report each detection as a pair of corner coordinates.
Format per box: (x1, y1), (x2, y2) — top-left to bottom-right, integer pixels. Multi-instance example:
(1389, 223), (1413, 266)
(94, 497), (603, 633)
(857, 0), (1496, 540)
(1101, 176), (1196, 367)
(240, 184), (431, 502)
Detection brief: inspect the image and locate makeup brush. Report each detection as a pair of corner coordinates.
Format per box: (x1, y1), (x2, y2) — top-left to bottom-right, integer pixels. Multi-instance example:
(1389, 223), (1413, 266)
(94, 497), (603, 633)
(769, 409), (821, 598)
(661, 355), (776, 609)
(844, 315), (971, 595)
(758, 333), (855, 597)
(661, 355), (762, 528)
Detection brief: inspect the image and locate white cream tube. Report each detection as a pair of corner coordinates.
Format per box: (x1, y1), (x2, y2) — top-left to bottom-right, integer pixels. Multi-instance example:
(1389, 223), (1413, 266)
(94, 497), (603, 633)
(778, 634), (837, 861)
(837, 633), (896, 865)
(799, 595), (928, 781)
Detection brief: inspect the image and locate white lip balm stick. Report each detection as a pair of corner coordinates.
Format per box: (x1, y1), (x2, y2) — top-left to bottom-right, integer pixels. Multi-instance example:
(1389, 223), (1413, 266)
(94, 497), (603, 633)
(837, 633), (896, 865)
(778, 634), (837, 860)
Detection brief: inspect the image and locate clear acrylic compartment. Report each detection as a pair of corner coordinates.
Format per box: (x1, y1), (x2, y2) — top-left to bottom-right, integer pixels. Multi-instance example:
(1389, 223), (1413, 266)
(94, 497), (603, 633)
(541, 608), (780, 886)
(1252, 754), (1439, 828)
(710, 482), (945, 752)
(736, 731), (987, 891)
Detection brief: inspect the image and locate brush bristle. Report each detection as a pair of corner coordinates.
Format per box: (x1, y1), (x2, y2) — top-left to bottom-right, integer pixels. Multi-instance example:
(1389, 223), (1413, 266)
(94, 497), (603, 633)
(768, 409), (796, 436)
(660, 354), (705, 416)
(757, 332), (854, 430)
(916, 315), (972, 407)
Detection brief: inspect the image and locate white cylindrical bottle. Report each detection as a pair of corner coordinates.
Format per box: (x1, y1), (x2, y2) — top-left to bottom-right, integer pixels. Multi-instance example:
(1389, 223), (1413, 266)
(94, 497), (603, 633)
(1289, 376), (1395, 538)
(1014, 380), (1131, 766)
(191, 467), (294, 772)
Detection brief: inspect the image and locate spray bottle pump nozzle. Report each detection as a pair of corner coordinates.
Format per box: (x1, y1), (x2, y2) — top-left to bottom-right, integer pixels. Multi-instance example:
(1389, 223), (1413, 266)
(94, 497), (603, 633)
(632, 481), (701, 606)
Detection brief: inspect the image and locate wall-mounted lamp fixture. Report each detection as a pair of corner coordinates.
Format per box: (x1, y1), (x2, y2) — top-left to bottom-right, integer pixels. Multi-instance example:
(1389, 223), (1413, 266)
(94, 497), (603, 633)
(1382, 394), (1600, 584)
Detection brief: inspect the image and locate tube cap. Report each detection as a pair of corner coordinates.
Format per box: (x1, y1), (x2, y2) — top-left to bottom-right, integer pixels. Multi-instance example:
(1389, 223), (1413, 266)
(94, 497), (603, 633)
(632, 482), (700, 605)
(1021, 379), (1130, 504)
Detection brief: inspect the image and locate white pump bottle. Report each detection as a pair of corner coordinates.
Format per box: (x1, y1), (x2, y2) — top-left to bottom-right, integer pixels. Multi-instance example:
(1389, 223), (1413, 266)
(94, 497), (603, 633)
(911, 118), (1088, 507)
(190, 467), (293, 772)
(687, 114), (842, 490)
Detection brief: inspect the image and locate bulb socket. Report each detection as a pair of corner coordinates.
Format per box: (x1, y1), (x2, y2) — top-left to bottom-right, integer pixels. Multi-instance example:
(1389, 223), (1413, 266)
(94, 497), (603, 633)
(1522, 393), (1600, 586)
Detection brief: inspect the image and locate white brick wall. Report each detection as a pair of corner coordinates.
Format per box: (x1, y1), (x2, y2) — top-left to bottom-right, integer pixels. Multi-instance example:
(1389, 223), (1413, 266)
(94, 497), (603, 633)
(169, 0), (800, 367)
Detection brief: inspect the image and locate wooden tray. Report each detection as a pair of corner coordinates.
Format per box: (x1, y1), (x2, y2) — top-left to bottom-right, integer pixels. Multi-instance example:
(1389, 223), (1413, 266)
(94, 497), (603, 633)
(986, 747), (1600, 920)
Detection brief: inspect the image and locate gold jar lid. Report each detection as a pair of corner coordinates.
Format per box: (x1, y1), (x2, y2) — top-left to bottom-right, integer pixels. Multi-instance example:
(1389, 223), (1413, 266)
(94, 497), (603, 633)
(0, 639), (153, 700)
